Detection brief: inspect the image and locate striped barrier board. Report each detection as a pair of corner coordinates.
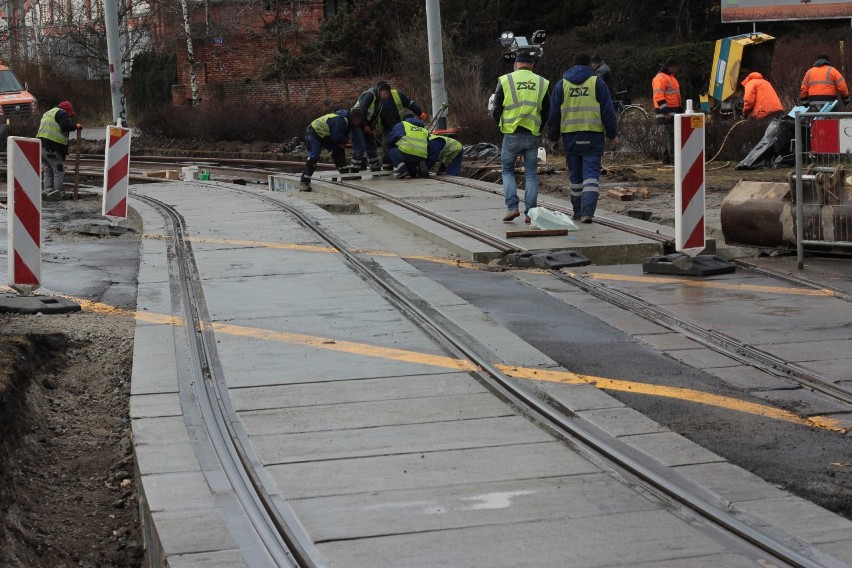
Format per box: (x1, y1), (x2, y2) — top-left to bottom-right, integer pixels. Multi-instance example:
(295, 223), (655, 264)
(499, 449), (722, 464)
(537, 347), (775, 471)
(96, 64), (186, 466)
(674, 108), (706, 257)
(811, 118), (852, 154)
(103, 125), (131, 220)
(6, 136), (42, 294)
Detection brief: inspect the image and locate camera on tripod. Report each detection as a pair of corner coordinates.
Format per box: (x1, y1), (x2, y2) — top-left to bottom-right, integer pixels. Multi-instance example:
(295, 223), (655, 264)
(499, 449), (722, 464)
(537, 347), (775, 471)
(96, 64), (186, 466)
(499, 30), (546, 61)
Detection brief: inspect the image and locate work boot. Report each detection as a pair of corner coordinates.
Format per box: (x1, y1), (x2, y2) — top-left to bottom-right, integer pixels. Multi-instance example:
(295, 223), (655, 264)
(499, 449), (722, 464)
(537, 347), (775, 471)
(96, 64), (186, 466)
(337, 167), (351, 175)
(299, 180), (312, 192)
(418, 162), (430, 178)
(502, 209), (520, 222)
(43, 190), (64, 202)
(580, 216), (594, 224)
(350, 159), (361, 173)
(393, 163), (409, 179)
(369, 159), (382, 172)
(525, 215), (531, 224)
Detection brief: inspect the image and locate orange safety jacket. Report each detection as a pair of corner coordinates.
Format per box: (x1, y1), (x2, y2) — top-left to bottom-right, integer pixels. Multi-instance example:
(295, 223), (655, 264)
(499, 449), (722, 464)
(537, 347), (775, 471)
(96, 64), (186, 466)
(800, 64), (850, 104)
(741, 72), (783, 119)
(652, 70), (682, 123)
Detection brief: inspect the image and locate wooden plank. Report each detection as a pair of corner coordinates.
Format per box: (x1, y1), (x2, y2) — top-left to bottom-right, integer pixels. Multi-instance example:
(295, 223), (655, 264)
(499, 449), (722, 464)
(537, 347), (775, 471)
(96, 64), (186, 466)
(506, 229), (569, 238)
(606, 188), (634, 201)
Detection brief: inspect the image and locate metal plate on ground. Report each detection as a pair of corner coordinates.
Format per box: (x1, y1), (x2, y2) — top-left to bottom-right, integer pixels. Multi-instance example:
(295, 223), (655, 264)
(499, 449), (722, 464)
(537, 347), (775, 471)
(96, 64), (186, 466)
(498, 250), (591, 269)
(642, 253), (736, 276)
(0, 294), (81, 314)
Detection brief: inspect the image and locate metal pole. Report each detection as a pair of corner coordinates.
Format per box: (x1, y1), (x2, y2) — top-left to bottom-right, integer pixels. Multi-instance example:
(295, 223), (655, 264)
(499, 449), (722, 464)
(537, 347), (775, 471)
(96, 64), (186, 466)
(425, 0), (448, 130)
(103, 0), (126, 125)
(794, 112), (805, 270)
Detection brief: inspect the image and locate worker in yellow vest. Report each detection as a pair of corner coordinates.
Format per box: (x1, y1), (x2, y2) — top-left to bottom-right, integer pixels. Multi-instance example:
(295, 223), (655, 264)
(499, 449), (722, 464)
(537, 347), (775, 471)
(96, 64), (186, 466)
(386, 116), (430, 178)
(299, 108), (363, 191)
(492, 52), (551, 223)
(548, 53), (618, 223)
(36, 100), (81, 200)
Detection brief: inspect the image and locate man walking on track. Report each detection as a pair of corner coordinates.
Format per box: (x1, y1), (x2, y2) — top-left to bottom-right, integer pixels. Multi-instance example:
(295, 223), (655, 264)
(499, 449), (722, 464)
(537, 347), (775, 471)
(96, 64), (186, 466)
(652, 57), (682, 165)
(299, 108), (363, 191)
(492, 52), (550, 223)
(548, 52), (618, 223)
(37, 100), (80, 201)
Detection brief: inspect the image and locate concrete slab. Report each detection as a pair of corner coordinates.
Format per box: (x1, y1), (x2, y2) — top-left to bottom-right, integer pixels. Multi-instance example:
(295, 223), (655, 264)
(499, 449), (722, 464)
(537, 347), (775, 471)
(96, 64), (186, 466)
(130, 323), (179, 395)
(703, 365), (800, 391)
(634, 332), (702, 351)
(152, 508), (238, 555)
(317, 510), (731, 568)
(665, 347), (741, 369)
(577, 407), (669, 437)
(135, 441), (201, 475)
(132, 416), (192, 447)
(752, 338), (852, 365)
(130, 392), (182, 418)
(268, 442), (599, 499)
(747, 388), (852, 417)
(142, 471), (215, 513)
(229, 372), (481, 412)
(674, 462), (793, 505)
(534, 382), (626, 412)
(292, 473), (656, 542)
(252, 415), (552, 465)
(798, 358), (852, 380)
(624, 431), (727, 467)
(166, 550), (251, 568)
(738, 496), (852, 545)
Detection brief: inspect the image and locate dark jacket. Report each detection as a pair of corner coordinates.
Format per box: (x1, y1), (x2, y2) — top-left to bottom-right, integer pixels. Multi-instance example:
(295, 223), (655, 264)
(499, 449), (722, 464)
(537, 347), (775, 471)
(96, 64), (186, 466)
(491, 72), (551, 134)
(386, 117), (425, 147)
(380, 90), (423, 132)
(548, 65), (617, 156)
(595, 61), (614, 94)
(39, 108), (77, 157)
(356, 88), (382, 127)
(308, 109), (353, 145)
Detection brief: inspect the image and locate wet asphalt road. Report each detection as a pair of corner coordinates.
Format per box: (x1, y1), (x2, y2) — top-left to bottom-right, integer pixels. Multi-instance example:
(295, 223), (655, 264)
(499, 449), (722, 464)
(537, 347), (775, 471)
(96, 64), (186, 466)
(409, 259), (852, 518)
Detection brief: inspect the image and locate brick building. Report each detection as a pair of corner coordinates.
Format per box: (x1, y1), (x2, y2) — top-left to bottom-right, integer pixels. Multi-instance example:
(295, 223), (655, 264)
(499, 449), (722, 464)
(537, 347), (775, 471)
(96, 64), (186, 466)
(166, 0), (381, 108)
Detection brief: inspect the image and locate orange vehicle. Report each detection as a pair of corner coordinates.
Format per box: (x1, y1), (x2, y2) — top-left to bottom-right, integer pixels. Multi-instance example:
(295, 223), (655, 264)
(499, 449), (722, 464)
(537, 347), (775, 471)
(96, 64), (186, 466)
(0, 62), (38, 120)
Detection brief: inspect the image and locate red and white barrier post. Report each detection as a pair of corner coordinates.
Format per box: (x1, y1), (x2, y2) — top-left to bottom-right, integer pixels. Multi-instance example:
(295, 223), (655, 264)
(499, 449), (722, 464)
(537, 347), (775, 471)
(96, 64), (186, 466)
(6, 137), (42, 295)
(103, 124), (131, 222)
(674, 99), (706, 257)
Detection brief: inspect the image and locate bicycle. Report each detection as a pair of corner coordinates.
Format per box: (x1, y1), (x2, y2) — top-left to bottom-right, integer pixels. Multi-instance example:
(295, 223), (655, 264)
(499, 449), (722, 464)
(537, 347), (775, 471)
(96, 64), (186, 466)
(613, 90), (649, 126)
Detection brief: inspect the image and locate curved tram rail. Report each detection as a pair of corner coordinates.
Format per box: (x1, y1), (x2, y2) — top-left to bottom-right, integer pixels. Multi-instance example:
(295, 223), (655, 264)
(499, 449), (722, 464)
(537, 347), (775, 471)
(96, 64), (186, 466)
(213, 184), (824, 568)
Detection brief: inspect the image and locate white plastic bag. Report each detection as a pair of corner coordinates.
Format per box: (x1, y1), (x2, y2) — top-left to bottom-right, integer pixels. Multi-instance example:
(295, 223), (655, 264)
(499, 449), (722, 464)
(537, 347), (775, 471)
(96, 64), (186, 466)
(528, 207), (579, 231)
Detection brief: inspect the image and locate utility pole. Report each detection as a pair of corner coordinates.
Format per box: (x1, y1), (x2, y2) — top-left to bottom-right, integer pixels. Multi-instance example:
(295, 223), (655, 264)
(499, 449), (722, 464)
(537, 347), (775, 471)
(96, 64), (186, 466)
(425, 0), (448, 130)
(103, 0), (126, 124)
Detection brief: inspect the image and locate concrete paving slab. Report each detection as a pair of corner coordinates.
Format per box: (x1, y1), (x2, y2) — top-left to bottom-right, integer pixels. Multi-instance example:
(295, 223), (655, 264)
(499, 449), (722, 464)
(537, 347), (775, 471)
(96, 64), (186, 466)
(748, 387), (852, 416)
(577, 407), (669, 437)
(230, 372), (481, 412)
(674, 462), (793, 505)
(623, 431), (727, 467)
(663, 296), (852, 327)
(719, 322), (852, 345)
(130, 323), (179, 394)
(152, 508), (238, 555)
(665, 347), (741, 369)
(135, 281), (173, 322)
(534, 382), (626, 412)
(817, 539), (852, 565)
(738, 496), (852, 545)
(253, 415), (553, 465)
(239, 392), (513, 436)
(132, 416), (192, 447)
(798, 358), (852, 380)
(752, 338), (852, 364)
(130, 392), (182, 418)
(317, 510), (731, 568)
(634, 331), (702, 351)
(166, 550), (251, 568)
(135, 441), (201, 475)
(192, 247), (344, 279)
(703, 365), (801, 391)
(142, 471), (216, 513)
(606, 554), (761, 568)
(292, 473), (656, 542)
(268, 442), (598, 499)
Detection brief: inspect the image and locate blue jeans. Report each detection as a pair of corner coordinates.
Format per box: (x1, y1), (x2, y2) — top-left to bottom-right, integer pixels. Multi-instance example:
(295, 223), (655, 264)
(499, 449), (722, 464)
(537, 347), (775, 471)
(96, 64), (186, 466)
(566, 153), (602, 218)
(501, 131), (539, 214)
(351, 126), (379, 161)
(443, 153), (463, 176)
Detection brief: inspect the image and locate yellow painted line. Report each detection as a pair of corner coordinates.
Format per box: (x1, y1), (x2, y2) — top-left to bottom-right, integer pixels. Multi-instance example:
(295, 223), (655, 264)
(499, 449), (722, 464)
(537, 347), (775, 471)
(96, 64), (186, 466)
(189, 236), (338, 254)
(578, 271), (837, 298)
(404, 256), (484, 270)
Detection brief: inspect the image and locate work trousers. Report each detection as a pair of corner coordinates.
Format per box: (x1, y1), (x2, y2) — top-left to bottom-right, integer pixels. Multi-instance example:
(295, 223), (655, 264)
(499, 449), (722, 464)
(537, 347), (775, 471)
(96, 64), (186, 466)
(42, 150), (65, 194)
(566, 153), (602, 218)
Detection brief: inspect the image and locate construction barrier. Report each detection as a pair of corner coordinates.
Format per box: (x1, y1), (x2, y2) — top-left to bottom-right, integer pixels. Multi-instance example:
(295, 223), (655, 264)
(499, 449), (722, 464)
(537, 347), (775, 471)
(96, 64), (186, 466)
(810, 118), (852, 155)
(674, 100), (706, 257)
(103, 124), (131, 221)
(6, 136), (42, 294)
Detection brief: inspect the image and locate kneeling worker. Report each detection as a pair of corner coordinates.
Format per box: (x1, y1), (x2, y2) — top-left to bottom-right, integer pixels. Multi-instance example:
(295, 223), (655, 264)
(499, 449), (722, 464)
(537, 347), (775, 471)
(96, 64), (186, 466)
(386, 116), (429, 178)
(427, 135), (463, 176)
(37, 100), (81, 200)
(300, 108), (363, 191)
(741, 72), (783, 119)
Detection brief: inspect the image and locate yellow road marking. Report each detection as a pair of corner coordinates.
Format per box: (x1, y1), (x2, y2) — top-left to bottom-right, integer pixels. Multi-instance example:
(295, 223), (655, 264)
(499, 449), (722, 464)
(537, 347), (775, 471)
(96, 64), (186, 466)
(3, 287), (844, 433)
(578, 272), (837, 298)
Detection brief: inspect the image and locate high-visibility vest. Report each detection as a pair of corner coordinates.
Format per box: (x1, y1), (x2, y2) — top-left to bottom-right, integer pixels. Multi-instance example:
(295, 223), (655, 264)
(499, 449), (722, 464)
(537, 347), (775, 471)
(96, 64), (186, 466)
(36, 108), (68, 145)
(357, 89), (406, 130)
(652, 71), (681, 111)
(800, 65), (849, 102)
(396, 121), (428, 158)
(498, 69), (549, 135)
(436, 136), (463, 164)
(310, 113), (346, 139)
(560, 76), (603, 134)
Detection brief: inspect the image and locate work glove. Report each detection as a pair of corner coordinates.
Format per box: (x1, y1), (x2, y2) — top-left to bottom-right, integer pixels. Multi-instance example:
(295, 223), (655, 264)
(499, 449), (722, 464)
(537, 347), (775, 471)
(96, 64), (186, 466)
(420, 112), (428, 121)
(76, 123), (82, 130)
(363, 126), (373, 136)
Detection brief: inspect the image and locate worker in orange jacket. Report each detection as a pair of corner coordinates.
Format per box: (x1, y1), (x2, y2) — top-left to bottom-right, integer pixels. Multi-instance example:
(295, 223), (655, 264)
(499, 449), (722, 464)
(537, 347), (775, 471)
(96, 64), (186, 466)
(652, 57), (682, 165)
(800, 55), (850, 107)
(741, 72), (784, 119)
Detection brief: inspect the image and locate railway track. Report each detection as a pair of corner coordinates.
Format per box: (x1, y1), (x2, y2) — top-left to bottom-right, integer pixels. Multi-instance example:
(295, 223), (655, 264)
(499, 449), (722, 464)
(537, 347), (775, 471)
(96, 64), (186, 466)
(210, 184), (824, 568)
(131, 193), (322, 568)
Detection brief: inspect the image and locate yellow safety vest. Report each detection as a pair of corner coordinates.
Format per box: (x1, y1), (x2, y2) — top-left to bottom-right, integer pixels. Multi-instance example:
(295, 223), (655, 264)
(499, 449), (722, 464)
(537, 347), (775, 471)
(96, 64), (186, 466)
(560, 76), (603, 134)
(396, 121), (428, 158)
(37, 107), (69, 145)
(436, 136), (462, 164)
(498, 69), (549, 136)
(310, 113), (346, 139)
(357, 89), (406, 131)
